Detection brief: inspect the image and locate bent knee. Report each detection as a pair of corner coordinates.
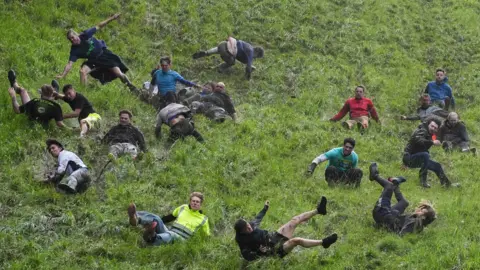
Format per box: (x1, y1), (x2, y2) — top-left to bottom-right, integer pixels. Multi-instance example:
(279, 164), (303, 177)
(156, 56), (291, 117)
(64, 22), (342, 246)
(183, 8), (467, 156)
(288, 237), (302, 245)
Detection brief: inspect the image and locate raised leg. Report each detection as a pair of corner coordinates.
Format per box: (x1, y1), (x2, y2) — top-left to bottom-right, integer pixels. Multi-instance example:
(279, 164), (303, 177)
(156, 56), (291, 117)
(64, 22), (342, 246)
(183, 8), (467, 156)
(277, 210), (318, 239)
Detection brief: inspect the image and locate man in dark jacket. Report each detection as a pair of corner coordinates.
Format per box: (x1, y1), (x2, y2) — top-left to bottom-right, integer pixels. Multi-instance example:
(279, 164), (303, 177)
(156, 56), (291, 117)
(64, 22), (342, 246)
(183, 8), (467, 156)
(402, 119), (458, 188)
(234, 198), (337, 261)
(400, 94), (449, 123)
(102, 110), (146, 159)
(438, 112), (475, 154)
(192, 37), (264, 80)
(155, 103), (204, 144)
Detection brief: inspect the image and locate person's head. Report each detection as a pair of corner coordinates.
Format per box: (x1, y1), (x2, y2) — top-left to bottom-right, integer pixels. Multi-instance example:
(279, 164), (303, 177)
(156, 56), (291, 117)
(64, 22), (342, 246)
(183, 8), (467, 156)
(234, 219), (253, 234)
(435, 68), (446, 83)
(343, 137), (356, 156)
(62, 84), (77, 100)
(189, 192), (204, 211)
(159, 56), (171, 72)
(214, 82), (226, 93)
(46, 139), (64, 158)
(419, 94), (431, 107)
(426, 118), (440, 135)
(354, 85), (365, 99)
(40, 84), (55, 99)
(446, 112), (459, 126)
(253, 46), (264, 59)
(171, 118), (194, 137)
(118, 110), (133, 125)
(66, 29), (81, 45)
(413, 200), (436, 231)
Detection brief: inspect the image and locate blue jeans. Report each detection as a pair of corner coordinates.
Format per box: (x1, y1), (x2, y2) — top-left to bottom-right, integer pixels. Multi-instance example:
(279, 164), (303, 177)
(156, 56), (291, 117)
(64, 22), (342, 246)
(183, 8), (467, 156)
(402, 152), (444, 176)
(137, 211), (176, 246)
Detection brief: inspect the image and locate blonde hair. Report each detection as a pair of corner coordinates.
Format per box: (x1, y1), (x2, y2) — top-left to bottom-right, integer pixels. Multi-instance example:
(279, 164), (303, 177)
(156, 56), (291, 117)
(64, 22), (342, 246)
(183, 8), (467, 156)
(190, 192), (204, 202)
(66, 29), (78, 39)
(40, 84), (54, 97)
(413, 200), (436, 232)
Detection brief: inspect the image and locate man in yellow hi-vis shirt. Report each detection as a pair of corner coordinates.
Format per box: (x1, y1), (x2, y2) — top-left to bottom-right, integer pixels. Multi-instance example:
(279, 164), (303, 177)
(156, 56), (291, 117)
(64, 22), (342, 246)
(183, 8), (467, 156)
(128, 192), (210, 245)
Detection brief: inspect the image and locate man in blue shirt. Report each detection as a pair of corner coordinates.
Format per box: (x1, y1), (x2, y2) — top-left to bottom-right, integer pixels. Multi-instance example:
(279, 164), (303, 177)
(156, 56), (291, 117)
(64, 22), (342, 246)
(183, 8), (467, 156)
(306, 138), (363, 187)
(424, 68), (455, 110)
(150, 56), (200, 110)
(192, 37), (264, 80)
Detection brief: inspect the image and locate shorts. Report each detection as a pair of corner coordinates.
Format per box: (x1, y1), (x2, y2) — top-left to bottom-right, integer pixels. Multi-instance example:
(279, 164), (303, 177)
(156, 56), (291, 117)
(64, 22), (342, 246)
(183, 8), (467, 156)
(109, 143), (138, 158)
(82, 113), (101, 129)
(270, 232), (290, 258)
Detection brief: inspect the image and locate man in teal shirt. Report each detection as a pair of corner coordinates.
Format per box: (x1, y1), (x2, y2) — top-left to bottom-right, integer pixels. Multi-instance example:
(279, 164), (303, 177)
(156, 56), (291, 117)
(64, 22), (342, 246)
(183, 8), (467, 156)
(306, 138), (363, 187)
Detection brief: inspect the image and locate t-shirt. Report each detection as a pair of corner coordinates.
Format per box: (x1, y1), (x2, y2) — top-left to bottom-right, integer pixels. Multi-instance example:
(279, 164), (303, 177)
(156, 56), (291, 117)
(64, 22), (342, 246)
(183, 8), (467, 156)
(153, 69), (196, 96)
(63, 93), (95, 120)
(19, 98), (63, 125)
(69, 27), (107, 62)
(324, 147), (358, 172)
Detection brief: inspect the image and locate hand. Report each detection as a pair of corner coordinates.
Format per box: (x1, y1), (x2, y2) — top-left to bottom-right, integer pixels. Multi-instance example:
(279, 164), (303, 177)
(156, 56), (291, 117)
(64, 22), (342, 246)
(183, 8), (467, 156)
(400, 115), (406, 120)
(264, 200), (270, 209)
(112, 13), (121, 20)
(433, 140), (441, 146)
(306, 163), (317, 176)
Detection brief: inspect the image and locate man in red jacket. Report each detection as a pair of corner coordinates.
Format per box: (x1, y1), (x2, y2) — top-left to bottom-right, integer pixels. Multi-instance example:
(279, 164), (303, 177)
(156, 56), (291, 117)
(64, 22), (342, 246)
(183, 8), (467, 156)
(330, 85), (379, 130)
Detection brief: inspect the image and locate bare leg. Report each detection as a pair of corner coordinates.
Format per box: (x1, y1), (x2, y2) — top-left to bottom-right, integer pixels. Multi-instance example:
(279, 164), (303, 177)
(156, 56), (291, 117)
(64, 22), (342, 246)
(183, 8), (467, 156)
(80, 119), (89, 137)
(277, 210), (318, 239)
(80, 65), (92, 85)
(282, 237), (322, 253)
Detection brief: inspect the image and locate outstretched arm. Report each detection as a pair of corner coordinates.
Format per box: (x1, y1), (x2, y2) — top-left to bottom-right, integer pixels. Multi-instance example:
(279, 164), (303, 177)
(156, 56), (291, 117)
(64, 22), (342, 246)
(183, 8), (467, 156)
(56, 61), (74, 79)
(330, 101), (349, 121)
(251, 201), (269, 227)
(96, 13), (121, 30)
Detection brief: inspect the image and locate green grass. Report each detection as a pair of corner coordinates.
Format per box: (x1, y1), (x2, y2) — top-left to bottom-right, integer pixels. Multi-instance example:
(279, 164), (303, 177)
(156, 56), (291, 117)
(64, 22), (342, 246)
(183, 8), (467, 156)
(1, 0), (480, 269)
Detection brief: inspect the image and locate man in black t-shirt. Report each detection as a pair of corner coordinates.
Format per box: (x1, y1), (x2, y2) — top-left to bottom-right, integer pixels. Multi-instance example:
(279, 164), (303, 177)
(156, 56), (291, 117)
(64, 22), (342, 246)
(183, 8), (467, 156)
(54, 84), (101, 137)
(7, 70), (67, 129)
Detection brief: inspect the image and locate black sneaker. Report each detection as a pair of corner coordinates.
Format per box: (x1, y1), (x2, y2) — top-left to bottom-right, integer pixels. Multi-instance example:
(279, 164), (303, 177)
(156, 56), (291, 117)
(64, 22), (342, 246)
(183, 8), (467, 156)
(51, 79), (60, 93)
(369, 162), (379, 181)
(8, 69), (16, 88)
(317, 196), (327, 215)
(192, 51), (207, 59)
(322, 233), (338, 248)
(389, 176), (406, 185)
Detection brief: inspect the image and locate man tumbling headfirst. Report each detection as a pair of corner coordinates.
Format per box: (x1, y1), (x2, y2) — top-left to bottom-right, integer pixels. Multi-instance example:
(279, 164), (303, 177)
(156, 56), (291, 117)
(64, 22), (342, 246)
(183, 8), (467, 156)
(56, 13), (137, 90)
(234, 197), (338, 261)
(192, 37), (264, 80)
(369, 163), (436, 235)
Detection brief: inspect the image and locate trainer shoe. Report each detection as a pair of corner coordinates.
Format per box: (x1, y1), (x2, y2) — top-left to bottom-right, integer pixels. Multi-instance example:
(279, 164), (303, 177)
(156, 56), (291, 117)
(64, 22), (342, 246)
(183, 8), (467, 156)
(389, 176), (406, 185)
(317, 196), (327, 215)
(470, 148), (477, 156)
(369, 162), (379, 181)
(321, 233), (338, 248)
(192, 51), (207, 59)
(8, 69), (16, 88)
(127, 203), (137, 226)
(51, 79), (60, 93)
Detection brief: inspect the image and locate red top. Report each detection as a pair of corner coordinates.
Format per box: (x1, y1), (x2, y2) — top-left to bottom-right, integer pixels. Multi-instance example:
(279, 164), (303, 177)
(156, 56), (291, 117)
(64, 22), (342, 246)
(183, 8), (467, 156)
(330, 97), (379, 121)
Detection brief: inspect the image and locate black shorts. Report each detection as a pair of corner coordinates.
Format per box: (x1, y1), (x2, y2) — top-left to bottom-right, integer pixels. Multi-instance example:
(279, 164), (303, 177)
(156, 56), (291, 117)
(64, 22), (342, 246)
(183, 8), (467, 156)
(81, 49), (129, 84)
(270, 232), (290, 258)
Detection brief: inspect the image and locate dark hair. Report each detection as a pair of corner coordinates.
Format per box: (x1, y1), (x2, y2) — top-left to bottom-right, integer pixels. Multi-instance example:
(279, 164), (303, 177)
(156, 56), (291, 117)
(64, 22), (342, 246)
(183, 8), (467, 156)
(425, 117), (441, 127)
(344, 137), (356, 147)
(435, 68), (445, 74)
(253, 47), (264, 58)
(160, 56), (171, 65)
(171, 118), (194, 136)
(46, 139), (64, 150)
(234, 219), (248, 233)
(419, 93), (430, 101)
(119, 110), (133, 118)
(355, 85), (366, 92)
(40, 85), (54, 97)
(62, 84), (74, 93)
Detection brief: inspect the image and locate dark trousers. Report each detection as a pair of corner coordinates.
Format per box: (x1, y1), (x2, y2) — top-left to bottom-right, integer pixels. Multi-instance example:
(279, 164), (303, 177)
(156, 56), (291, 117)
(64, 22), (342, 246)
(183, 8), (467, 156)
(402, 152), (444, 178)
(372, 176), (409, 229)
(324, 166), (363, 187)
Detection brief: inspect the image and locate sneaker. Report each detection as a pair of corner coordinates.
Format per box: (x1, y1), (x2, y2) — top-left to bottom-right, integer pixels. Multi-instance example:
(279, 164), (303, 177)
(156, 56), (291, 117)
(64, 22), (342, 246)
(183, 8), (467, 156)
(142, 221), (157, 242)
(317, 196), (327, 215)
(321, 233), (338, 248)
(369, 162), (379, 181)
(51, 79), (60, 93)
(127, 203), (137, 226)
(8, 70), (16, 88)
(389, 176), (406, 185)
(192, 51), (207, 59)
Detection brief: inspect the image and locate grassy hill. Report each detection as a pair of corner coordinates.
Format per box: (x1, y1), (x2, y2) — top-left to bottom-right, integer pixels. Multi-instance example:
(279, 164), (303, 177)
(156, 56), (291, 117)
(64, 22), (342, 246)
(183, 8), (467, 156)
(1, 0), (480, 269)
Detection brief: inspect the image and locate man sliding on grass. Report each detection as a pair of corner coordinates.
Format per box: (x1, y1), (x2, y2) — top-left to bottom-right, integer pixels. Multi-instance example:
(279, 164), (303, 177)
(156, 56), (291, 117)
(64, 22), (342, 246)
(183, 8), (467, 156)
(56, 13), (137, 90)
(234, 197), (338, 261)
(369, 163), (436, 235)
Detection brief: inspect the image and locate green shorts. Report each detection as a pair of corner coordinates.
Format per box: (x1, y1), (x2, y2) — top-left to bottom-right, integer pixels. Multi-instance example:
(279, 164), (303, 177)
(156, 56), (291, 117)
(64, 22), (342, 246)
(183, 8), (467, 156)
(82, 113), (101, 129)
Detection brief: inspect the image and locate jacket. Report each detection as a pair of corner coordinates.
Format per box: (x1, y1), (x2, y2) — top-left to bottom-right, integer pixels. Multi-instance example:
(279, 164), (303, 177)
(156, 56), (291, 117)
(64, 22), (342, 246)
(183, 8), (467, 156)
(102, 124), (146, 152)
(403, 123), (433, 155)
